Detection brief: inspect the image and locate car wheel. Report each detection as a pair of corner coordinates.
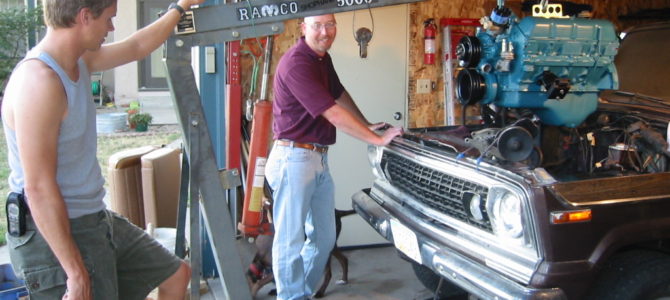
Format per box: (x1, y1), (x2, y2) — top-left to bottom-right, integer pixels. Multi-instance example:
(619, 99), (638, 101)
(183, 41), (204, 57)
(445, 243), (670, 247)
(588, 250), (670, 300)
(410, 260), (467, 298)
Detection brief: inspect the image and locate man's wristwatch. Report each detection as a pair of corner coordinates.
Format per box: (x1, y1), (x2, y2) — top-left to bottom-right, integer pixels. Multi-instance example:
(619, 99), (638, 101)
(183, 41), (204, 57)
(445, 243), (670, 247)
(168, 2), (186, 17)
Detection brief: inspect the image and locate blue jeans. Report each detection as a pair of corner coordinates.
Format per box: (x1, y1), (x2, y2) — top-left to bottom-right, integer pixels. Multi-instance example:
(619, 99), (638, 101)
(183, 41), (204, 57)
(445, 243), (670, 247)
(265, 144), (336, 300)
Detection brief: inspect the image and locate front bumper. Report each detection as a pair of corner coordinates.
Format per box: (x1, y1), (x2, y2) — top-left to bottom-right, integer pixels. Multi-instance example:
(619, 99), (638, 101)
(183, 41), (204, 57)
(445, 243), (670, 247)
(352, 189), (566, 300)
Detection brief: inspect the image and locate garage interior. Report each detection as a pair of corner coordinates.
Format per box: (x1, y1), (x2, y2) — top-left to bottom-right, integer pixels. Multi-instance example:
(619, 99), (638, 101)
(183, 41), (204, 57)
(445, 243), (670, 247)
(152, 0), (670, 299)
(3, 0), (668, 299)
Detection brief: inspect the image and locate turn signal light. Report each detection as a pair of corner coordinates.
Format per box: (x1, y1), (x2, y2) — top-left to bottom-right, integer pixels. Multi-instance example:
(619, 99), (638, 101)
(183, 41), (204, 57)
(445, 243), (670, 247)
(550, 209), (592, 224)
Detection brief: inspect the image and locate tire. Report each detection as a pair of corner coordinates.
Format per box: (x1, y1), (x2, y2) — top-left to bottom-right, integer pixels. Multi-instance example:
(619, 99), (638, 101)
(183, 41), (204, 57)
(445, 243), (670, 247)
(411, 261), (467, 298)
(587, 250), (670, 300)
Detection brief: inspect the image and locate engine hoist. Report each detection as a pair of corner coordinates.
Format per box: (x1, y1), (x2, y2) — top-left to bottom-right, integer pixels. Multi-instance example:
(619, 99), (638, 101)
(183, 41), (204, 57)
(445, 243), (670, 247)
(163, 0), (424, 299)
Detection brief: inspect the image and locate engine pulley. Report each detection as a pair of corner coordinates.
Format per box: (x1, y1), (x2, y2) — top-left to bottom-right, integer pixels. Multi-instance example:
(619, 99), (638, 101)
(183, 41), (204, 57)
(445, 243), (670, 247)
(456, 35), (482, 68)
(465, 126), (534, 162)
(495, 126), (534, 162)
(456, 68), (486, 105)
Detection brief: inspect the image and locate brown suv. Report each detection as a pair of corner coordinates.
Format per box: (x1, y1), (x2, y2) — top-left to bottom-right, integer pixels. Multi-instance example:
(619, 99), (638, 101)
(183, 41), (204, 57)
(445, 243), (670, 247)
(353, 18), (670, 300)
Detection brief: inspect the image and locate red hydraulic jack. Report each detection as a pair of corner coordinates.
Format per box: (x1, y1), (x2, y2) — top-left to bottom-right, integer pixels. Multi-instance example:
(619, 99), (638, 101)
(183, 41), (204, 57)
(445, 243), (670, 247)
(239, 36), (274, 237)
(239, 100), (273, 236)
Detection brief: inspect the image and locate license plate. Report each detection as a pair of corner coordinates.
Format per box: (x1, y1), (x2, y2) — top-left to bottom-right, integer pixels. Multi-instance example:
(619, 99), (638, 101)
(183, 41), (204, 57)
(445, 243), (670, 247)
(390, 219), (422, 264)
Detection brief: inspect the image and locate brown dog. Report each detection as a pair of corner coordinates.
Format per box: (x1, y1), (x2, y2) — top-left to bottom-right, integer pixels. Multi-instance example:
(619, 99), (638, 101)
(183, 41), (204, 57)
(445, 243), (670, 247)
(313, 209), (356, 298)
(246, 208), (356, 298)
(247, 233), (276, 297)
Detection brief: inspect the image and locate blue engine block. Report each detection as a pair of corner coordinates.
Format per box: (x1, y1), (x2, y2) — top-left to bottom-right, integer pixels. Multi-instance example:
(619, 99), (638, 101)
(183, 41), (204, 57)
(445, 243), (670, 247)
(457, 16), (619, 127)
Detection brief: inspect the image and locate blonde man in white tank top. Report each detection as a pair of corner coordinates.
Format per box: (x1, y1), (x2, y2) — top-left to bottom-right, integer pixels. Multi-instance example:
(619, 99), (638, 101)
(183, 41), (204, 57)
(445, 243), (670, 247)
(2, 0), (203, 299)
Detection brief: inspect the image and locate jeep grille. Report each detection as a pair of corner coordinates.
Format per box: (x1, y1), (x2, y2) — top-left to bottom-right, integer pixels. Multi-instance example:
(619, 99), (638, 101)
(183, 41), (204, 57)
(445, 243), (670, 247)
(381, 151), (492, 232)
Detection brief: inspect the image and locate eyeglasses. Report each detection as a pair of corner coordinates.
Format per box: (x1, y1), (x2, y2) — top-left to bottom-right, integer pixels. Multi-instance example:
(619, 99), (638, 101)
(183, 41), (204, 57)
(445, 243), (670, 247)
(306, 22), (337, 31)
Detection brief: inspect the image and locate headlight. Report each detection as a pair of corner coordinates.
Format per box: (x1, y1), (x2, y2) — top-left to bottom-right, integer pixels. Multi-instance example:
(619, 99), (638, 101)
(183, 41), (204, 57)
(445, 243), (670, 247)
(367, 145), (385, 179)
(495, 193), (523, 238)
(487, 187), (526, 243)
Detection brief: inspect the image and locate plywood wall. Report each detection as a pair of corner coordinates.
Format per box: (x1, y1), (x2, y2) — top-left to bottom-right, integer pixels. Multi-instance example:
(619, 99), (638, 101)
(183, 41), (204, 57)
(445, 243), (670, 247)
(408, 0), (491, 128)
(240, 0), (670, 129)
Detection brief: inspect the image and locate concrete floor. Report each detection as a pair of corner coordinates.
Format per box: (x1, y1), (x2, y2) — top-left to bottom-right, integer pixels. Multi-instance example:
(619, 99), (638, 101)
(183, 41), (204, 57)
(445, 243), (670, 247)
(0, 244), (439, 300)
(201, 245), (437, 300)
(0, 226), (439, 300)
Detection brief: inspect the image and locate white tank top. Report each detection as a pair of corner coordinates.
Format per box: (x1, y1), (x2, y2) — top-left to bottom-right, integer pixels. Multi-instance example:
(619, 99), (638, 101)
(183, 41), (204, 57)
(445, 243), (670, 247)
(3, 51), (106, 218)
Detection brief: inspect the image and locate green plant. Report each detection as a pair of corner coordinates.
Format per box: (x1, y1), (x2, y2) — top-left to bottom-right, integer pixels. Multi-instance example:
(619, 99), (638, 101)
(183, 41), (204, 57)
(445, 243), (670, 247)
(0, 5), (44, 94)
(129, 112), (153, 127)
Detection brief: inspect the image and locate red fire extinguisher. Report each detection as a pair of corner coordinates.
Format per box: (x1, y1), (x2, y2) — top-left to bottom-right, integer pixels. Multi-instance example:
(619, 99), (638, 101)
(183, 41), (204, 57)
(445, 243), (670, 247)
(424, 18), (437, 65)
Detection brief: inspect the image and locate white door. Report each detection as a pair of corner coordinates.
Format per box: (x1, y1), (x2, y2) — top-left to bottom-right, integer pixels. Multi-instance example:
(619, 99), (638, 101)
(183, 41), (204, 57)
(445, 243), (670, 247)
(329, 4), (408, 246)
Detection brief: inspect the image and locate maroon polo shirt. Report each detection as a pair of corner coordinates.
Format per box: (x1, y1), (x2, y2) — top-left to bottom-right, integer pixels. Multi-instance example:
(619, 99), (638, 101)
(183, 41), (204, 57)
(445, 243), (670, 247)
(272, 37), (345, 145)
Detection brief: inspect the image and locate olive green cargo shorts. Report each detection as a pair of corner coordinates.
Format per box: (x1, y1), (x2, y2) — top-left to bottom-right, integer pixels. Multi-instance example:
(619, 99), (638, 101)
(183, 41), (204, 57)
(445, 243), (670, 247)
(6, 210), (182, 300)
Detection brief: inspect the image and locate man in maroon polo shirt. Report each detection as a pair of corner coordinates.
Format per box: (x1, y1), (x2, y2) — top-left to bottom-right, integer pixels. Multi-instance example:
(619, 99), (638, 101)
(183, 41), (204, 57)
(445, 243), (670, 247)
(264, 13), (403, 300)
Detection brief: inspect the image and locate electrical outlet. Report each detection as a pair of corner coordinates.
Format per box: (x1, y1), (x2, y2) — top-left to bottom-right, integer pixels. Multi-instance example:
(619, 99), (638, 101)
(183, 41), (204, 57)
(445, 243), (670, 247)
(416, 79), (431, 94)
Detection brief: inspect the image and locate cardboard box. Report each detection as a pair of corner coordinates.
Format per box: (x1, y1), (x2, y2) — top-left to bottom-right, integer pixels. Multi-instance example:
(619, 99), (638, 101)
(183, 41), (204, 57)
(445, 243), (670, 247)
(108, 146), (157, 228)
(141, 147), (181, 229)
